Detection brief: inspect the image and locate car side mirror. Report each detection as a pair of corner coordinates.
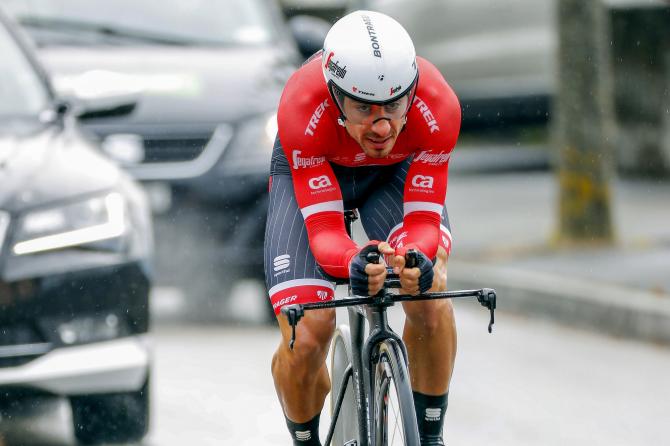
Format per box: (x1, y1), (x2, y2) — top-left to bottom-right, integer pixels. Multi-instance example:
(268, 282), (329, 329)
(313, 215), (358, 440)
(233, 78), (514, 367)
(288, 15), (331, 60)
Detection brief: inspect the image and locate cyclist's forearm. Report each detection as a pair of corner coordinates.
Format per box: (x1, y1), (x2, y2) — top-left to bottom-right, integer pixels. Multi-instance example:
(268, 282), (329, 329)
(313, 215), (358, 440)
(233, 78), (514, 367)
(305, 213), (359, 278)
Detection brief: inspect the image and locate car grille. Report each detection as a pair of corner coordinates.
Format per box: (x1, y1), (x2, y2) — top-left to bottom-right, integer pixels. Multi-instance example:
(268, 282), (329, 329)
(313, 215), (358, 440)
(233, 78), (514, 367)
(0, 324), (51, 368)
(112, 124), (233, 181)
(143, 136), (211, 162)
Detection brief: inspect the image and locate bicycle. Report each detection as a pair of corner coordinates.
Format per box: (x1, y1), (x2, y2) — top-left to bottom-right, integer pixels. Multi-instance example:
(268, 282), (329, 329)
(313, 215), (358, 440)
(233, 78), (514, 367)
(281, 210), (497, 446)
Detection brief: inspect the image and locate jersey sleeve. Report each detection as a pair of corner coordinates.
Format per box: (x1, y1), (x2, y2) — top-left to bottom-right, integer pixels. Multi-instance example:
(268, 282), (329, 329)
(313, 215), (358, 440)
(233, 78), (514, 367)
(402, 59), (461, 259)
(277, 65), (360, 278)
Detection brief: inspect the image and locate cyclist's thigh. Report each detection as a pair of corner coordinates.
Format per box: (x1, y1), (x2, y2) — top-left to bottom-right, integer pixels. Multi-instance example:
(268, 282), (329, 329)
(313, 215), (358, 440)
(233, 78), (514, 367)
(358, 158), (453, 253)
(264, 173), (336, 317)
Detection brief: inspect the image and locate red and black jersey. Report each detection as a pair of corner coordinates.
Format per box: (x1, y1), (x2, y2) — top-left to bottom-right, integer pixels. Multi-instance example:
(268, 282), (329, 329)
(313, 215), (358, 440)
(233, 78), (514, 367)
(276, 56), (461, 278)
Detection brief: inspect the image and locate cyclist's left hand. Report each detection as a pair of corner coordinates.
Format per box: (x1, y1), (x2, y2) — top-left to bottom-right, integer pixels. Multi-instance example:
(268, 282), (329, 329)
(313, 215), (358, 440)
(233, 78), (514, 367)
(390, 246), (434, 295)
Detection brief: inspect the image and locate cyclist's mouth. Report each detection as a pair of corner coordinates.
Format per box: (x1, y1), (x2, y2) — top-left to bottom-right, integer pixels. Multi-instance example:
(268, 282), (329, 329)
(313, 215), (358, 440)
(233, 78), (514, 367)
(366, 135), (393, 149)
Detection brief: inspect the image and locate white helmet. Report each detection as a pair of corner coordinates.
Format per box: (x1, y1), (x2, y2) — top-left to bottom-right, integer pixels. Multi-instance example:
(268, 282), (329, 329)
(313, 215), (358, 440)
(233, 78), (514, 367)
(322, 10), (418, 116)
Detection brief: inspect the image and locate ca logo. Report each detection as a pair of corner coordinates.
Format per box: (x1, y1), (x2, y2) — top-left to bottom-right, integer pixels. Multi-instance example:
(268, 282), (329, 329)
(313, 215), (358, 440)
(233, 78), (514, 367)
(308, 175), (333, 190)
(411, 175), (434, 188)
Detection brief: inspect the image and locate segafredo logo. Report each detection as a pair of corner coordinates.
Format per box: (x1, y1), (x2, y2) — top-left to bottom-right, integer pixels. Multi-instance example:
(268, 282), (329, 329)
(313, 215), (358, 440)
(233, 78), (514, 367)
(308, 175), (333, 190)
(292, 150), (325, 169)
(413, 96), (440, 133)
(305, 99), (330, 136)
(411, 175), (434, 189)
(324, 52), (347, 79)
(415, 151), (451, 165)
(389, 85), (402, 96)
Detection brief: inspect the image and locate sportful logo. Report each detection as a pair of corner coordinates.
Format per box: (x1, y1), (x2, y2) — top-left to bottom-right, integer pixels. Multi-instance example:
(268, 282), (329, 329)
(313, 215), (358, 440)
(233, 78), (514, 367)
(295, 430), (312, 441)
(292, 150), (326, 169)
(415, 151), (451, 165)
(413, 96), (440, 134)
(361, 15), (382, 58)
(411, 175), (434, 189)
(273, 254), (291, 272)
(305, 99), (330, 136)
(324, 52), (347, 79)
(425, 408), (441, 421)
(308, 175), (333, 190)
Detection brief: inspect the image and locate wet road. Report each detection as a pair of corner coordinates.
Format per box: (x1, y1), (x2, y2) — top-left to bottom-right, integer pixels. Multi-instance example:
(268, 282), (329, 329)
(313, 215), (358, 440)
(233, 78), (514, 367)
(2, 293), (669, 446)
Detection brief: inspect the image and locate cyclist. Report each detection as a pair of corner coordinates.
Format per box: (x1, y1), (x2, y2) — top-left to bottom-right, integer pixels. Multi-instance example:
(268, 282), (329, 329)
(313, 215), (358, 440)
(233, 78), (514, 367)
(265, 10), (460, 445)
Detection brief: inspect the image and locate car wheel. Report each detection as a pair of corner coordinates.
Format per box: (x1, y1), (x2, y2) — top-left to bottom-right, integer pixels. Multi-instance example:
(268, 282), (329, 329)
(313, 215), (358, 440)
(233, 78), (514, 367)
(70, 375), (150, 444)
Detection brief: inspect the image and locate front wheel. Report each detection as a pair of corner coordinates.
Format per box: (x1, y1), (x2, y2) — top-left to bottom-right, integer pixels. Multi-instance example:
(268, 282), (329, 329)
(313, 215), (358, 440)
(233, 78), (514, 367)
(372, 340), (420, 446)
(330, 326), (360, 446)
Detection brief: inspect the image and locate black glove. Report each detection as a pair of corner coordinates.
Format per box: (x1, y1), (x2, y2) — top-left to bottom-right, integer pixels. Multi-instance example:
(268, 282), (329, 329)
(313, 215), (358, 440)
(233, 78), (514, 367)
(349, 243), (381, 296)
(404, 248), (434, 294)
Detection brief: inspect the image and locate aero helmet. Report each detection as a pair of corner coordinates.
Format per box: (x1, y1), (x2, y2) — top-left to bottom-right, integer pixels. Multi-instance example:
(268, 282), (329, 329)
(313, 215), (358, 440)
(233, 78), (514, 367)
(322, 10), (418, 122)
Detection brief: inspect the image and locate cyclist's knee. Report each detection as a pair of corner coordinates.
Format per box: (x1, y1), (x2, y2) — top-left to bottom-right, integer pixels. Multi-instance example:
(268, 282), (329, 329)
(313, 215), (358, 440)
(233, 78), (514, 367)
(404, 299), (455, 334)
(280, 309), (335, 364)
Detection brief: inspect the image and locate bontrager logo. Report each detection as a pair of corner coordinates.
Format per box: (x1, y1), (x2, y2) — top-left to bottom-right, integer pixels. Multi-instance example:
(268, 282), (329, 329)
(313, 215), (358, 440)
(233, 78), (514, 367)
(425, 408), (441, 421)
(413, 97), (440, 134)
(292, 150), (326, 169)
(273, 254), (291, 272)
(308, 175), (333, 190)
(295, 430), (311, 441)
(305, 99), (330, 137)
(411, 175), (434, 189)
(361, 14), (382, 58)
(273, 294), (298, 310)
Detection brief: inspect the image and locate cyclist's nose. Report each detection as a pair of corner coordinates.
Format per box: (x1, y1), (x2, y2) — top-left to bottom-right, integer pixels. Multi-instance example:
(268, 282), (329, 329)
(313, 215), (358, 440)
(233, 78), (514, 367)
(370, 117), (392, 135)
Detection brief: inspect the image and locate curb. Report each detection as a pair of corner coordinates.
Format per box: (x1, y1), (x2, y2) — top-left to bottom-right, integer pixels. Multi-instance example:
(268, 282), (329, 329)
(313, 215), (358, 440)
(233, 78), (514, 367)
(448, 260), (670, 344)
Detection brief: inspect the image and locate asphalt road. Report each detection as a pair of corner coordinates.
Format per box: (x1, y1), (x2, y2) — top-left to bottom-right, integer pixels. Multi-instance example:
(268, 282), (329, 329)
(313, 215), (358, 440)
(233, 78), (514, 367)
(2, 296), (669, 446)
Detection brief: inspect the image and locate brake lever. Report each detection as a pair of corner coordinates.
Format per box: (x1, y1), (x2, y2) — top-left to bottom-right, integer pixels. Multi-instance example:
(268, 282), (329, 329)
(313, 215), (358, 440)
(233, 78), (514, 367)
(477, 288), (497, 333)
(281, 304), (304, 350)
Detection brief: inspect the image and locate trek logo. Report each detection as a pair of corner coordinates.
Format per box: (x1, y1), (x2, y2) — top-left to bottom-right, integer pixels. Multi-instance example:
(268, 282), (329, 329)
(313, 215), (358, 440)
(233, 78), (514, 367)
(273, 294), (298, 310)
(353, 86), (375, 97)
(411, 175), (434, 189)
(362, 14), (382, 58)
(308, 175), (333, 190)
(425, 408), (441, 421)
(273, 254), (291, 272)
(305, 99), (330, 136)
(317, 290), (329, 300)
(413, 96), (440, 133)
(415, 150), (451, 165)
(292, 150), (325, 169)
(324, 52), (347, 79)
(389, 85), (402, 96)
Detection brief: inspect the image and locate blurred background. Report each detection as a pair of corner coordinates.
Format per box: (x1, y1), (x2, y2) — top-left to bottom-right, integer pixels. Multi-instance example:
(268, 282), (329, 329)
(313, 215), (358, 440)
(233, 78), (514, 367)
(0, 0), (668, 445)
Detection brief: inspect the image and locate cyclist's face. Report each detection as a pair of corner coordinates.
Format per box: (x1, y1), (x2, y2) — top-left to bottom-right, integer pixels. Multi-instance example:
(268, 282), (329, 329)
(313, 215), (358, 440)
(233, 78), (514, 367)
(343, 97), (407, 158)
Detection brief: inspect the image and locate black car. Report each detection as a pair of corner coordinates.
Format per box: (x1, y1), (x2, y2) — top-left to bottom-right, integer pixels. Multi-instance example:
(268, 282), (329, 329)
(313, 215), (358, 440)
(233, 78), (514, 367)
(0, 0), (326, 319)
(0, 9), (153, 444)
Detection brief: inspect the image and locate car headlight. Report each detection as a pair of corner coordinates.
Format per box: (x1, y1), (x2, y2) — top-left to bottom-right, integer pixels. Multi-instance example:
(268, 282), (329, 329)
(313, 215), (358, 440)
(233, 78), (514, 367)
(12, 192), (126, 256)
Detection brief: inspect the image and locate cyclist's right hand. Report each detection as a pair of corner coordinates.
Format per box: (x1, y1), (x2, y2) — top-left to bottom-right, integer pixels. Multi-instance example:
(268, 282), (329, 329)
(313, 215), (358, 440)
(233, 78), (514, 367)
(349, 241), (394, 296)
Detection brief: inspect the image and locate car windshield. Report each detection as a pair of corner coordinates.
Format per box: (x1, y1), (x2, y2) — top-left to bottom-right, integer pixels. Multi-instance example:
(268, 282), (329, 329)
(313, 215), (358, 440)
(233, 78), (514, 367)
(0, 22), (50, 117)
(1, 0), (277, 47)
